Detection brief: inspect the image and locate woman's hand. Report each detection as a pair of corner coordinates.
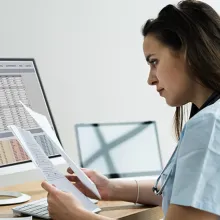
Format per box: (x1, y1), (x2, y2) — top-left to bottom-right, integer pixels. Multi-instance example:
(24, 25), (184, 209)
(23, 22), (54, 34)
(41, 181), (87, 220)
(66, 167), (114, 200)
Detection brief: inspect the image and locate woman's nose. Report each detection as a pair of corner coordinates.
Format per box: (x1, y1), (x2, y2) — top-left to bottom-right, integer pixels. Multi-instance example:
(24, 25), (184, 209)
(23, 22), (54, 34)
(147, 71), (158, 86)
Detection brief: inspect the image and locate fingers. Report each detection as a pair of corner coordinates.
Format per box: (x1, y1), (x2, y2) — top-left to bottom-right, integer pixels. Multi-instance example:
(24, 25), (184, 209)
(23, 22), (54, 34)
(67, 167), (90, 174)
(67, 167), (73, 174)
(81, 168), (91, 173)
(41, 181), (57, 194)
(65, 175), (80, 182)
(66, 167), (96, 181)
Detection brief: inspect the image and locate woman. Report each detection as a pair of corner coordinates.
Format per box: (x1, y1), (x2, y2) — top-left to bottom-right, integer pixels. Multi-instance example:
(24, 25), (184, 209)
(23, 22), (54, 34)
(42, 0), (220, 219)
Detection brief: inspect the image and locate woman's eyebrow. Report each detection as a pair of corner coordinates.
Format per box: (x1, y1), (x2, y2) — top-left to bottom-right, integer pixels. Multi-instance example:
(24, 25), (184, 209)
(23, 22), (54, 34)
(146, 54), (155, 62)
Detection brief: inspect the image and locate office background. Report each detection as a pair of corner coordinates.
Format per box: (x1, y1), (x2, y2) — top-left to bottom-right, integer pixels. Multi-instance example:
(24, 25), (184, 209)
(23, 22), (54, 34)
(0, 0), (217, 186)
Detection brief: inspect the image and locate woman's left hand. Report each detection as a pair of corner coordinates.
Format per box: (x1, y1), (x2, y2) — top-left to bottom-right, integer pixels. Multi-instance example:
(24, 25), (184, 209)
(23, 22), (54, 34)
(41, 181), (86, 220)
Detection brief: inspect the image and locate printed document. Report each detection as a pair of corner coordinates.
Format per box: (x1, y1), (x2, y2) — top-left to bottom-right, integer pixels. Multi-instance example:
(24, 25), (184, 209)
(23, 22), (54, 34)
(19, 101), (101, 200)
(0, 217), (32, 220)
(8, 125), (100, 213)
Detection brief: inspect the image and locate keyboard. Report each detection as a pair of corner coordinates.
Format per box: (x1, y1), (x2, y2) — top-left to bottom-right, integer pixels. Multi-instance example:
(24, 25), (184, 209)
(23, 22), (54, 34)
(13, 197), (98, 219)
(13, 198), (50, 219)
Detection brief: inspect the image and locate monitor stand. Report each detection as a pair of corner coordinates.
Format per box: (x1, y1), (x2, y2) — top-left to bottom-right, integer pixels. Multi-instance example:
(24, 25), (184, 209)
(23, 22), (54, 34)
(0, 191), (31, 205)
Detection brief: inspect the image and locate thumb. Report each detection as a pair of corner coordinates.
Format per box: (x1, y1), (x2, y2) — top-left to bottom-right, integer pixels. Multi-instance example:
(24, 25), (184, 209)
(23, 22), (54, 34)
(41, 181), (57, 194)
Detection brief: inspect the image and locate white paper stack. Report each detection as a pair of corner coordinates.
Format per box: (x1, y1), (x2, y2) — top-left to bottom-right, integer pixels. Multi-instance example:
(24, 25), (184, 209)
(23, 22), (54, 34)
(8, 102), (101, 213)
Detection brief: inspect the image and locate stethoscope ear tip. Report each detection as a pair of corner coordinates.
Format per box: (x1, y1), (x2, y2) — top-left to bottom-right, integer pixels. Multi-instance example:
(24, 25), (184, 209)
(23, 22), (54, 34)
(152, 186), (163, 195)
(152, 186), (158, 194)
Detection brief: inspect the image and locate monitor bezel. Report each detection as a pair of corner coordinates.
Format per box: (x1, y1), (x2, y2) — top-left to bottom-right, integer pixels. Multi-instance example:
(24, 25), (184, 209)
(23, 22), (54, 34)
(0, 58), (61, 168)
(75, 121), (163, 178)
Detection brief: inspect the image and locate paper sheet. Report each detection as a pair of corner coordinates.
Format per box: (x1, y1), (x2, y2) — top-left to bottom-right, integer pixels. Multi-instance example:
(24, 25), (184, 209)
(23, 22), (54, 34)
(0, 217), (32, 220)
(19, 101), (101, 199)
(8, 125), (100, 213)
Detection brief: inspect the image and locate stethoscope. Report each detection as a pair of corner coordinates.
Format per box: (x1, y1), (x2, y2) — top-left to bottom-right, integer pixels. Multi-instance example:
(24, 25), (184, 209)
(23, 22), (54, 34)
(152, 95), (220, 195)
(152, 125), (187, 195)
(152, 146), (178, 195)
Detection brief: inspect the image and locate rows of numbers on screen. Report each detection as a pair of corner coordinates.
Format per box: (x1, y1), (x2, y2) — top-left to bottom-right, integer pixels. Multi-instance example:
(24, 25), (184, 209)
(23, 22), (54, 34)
(0, 75), (37, 131)
(0, 135), (58, 166)
(0, 70), (58, 166)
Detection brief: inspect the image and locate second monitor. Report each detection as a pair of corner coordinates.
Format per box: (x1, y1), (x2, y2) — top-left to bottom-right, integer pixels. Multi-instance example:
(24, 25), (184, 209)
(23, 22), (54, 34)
(75, 121), (162, 178)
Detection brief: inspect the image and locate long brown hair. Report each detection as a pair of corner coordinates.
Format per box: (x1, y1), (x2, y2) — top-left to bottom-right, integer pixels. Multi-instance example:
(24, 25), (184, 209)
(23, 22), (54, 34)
(142, 0), (220, 139)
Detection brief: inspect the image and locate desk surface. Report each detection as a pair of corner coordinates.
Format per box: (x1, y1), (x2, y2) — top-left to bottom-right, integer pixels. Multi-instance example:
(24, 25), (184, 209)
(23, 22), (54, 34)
(0, 181), (163, 220)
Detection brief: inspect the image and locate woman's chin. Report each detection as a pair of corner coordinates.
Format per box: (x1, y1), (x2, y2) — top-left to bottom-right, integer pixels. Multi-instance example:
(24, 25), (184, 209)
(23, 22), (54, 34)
(165, 98), (179, 107)
(165, 98), (186, 107)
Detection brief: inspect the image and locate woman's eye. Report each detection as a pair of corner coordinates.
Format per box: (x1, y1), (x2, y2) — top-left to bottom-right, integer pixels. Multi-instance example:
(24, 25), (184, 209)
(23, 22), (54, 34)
(149, 59), (158, 67)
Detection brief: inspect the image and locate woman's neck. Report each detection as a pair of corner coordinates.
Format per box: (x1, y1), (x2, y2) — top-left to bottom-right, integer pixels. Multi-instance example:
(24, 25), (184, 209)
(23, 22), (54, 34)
(191, 86), (214, 109)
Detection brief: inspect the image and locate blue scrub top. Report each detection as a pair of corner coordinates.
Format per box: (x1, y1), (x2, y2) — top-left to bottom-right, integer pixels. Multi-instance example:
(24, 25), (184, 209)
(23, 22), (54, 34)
(162, 100), (220, 219)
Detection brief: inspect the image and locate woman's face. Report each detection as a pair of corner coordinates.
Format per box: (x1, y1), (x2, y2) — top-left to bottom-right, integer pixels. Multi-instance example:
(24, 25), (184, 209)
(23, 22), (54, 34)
(143, 34), (195, 107)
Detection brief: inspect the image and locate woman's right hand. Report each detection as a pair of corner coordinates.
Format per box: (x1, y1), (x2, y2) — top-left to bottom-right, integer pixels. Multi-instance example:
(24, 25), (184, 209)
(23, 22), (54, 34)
(66, 167), (114, 201)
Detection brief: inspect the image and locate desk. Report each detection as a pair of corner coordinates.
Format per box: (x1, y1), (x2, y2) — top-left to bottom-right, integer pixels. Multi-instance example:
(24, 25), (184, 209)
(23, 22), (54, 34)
(0, 181), (163, 220)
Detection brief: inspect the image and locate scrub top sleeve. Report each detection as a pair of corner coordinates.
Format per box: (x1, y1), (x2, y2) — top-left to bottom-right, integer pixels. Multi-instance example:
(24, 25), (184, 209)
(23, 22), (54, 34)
(170, 112), (220, 216)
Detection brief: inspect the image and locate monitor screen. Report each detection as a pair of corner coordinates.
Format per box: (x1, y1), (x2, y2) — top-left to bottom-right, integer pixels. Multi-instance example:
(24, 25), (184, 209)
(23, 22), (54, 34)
(75, 121), (162, 178)
(0, 58), (60, 167)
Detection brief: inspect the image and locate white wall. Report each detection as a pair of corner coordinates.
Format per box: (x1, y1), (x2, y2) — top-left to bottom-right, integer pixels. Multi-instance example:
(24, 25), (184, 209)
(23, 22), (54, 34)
(1, 0), (217, 186)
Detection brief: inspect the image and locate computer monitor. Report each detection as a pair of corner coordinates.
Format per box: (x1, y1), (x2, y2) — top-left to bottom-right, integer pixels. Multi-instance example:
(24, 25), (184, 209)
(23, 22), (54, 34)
(75, 121), (162, 178)
(0, 58), (60, 168)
